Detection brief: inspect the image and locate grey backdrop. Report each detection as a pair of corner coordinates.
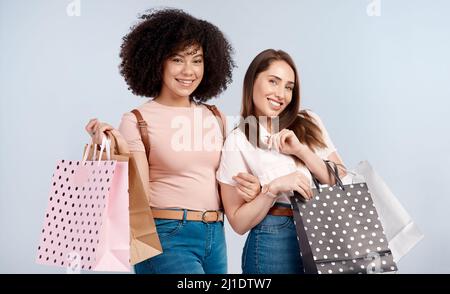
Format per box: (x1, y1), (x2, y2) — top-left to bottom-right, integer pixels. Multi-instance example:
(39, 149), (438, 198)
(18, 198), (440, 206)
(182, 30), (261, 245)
(1, 0), (449, 273)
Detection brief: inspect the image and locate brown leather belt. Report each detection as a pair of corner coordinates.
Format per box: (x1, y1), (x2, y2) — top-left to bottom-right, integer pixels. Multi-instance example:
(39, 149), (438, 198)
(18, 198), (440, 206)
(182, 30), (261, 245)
(152, 208), (224, 223)
(267, 205), (293, 217)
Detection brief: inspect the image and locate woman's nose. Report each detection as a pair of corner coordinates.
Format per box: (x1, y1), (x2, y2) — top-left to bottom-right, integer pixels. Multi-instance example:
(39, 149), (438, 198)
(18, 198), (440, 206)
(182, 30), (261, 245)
(275, 86), (284, 99)
(181, 63), (195, 76)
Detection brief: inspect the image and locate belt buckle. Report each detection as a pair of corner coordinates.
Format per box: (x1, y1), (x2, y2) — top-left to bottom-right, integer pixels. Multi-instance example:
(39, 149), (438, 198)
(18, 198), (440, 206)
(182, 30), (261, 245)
(201, 210), (220, 223)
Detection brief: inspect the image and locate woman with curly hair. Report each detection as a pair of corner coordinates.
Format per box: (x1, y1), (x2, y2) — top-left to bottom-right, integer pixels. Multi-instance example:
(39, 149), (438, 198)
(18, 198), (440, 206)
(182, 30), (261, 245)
(85, 8), (261, 274)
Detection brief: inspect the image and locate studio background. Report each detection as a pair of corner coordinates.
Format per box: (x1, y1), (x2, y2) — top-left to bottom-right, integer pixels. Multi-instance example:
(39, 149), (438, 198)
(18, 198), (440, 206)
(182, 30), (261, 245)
(1, 0), (449, 273)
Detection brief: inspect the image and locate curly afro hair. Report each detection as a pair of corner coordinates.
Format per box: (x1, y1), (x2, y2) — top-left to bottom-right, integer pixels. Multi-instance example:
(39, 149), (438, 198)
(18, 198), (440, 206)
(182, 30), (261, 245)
(119, 8), (235, 102)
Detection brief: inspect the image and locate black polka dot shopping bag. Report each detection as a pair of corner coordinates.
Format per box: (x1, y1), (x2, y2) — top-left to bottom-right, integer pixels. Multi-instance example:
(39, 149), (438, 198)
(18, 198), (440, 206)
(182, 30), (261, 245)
(290, 160), (399, 274)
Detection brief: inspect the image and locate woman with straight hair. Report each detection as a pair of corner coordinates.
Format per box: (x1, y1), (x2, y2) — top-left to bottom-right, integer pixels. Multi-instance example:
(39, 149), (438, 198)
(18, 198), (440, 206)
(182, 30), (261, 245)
(217, 49), (346, 274)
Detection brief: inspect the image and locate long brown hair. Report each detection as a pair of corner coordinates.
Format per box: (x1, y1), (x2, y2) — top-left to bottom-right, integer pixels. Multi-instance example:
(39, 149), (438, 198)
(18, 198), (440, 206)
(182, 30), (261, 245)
(239, 49), (327, 152)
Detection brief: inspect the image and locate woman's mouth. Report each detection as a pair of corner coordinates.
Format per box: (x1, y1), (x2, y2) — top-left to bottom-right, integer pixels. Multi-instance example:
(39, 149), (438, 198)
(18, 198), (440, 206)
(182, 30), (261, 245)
(176, 79), (195, 87)
(267, 97), (283, 110)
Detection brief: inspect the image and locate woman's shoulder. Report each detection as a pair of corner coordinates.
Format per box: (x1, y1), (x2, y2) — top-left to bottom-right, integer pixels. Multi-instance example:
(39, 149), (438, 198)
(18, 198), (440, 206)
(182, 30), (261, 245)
(222, 127), (248, 150)
(198, 102), (227, 131)
(120, 99), (151, 118)
(122, 99), (175, 124)
(299, 109), (319, 119)
(121, 111), (138, 123)
(299, 109), (326, 127)
(198, 102), (225, 118)
(227, 126), (245, 138)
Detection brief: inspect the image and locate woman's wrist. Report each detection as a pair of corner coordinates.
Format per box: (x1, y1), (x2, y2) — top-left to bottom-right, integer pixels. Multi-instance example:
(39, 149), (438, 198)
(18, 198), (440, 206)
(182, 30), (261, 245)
(264, 181), (279, 198)
(294, 144), (309, 160)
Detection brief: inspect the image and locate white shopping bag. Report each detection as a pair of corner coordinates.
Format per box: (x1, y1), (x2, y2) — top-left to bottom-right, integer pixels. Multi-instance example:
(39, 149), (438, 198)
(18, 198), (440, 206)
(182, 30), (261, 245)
(342, 161), (424, 263)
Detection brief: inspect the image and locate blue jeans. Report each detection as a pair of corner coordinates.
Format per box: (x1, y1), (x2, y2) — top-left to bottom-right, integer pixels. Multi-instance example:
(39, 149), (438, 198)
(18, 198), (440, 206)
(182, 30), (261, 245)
(134, 214), (227, 274)
(242, 214), (304, 274)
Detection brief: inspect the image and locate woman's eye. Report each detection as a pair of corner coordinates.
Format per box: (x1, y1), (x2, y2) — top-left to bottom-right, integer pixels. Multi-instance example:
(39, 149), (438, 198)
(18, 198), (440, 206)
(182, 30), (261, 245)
(193, 59), (203, 64)
(286, 86), (294, 91)
(269, 79), (277, 85)
(172, 58), (183, 63)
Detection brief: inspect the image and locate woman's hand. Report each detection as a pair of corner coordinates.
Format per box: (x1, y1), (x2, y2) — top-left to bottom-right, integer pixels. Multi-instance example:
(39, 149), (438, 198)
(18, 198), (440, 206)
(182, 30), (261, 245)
(85, 118), (114, 144)
(269, 129), (307, 157)
(268, 171), (313, 201)
(232, 172), (261, 202)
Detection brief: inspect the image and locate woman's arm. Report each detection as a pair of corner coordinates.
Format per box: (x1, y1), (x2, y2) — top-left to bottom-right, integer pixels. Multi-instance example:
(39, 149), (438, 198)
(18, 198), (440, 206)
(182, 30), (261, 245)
(327, 151), (347, 180)
(220, 182), (275, 235)
(294, 147), (347, 185)
(274, 118), (347, 186)
(220, 170), (312, 235)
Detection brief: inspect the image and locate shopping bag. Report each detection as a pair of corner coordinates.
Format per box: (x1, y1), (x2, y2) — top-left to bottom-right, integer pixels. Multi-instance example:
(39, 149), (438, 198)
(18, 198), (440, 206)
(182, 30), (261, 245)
(105, 129), (163, 264)
(290, 161), (398, 274)
(350, 161), (423, 262)
(36, 137), (130, 272)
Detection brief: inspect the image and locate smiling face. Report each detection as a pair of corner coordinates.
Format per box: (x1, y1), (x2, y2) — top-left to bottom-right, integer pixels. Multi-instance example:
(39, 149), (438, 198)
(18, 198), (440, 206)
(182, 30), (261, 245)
(160, 45), (204, 100)
(252, 60), (295, 118)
